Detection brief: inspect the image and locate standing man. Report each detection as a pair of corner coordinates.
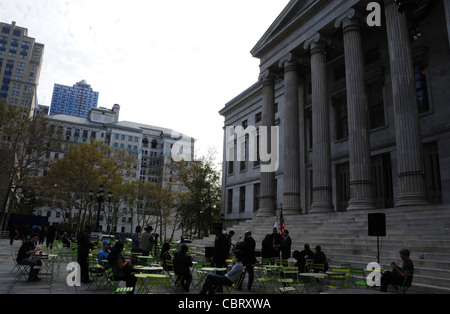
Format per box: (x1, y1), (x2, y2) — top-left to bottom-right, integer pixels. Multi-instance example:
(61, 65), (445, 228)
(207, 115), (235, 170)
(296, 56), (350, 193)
(139, 226), (156, 256)
(212, 226), (228, 269)
(239, 231), (257, 291)
(268, 227), (283, 258)
(281, 229), (292, 260)
(46, 223), (57, 250)
(16, 233), (42, 282)
(77, 225), (95, 283)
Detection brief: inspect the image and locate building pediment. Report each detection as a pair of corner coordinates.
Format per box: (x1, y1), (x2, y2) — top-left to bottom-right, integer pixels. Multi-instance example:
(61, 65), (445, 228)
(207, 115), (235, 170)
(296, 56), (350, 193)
(251, 0), (331, 59)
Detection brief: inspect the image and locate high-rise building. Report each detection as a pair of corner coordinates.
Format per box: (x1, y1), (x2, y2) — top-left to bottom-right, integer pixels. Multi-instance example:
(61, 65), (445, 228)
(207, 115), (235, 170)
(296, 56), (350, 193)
(49, 80), (99, 118)
(0, 21), (44, 119)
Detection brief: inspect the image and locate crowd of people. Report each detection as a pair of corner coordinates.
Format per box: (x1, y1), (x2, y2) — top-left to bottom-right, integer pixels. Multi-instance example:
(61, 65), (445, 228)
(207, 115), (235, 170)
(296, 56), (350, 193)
(12, 221), (414, 293)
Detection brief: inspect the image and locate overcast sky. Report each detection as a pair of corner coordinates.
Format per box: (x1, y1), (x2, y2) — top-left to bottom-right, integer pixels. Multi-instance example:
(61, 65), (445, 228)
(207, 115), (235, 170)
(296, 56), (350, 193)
(0, 0), (290, 160)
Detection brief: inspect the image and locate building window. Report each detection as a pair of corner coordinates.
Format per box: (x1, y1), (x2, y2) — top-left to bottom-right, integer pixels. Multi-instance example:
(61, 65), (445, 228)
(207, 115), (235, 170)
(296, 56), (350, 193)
(239, 186), (246, 213)
(414, 61), (429, 113)
(367, 81), (385, 129)
(255, 112), (261, 123)
(253, 183), (260, 212)
(333, 95), (348, 140)
(336, 162), (349, 211)
(423, 142), (442, 204)
(227, 189), (233, 214)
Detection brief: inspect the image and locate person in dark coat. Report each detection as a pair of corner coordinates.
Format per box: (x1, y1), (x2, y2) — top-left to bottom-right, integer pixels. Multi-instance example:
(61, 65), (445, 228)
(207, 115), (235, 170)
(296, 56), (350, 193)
(280, 229), (292, 260)
(261, 234), (272, 259)
(173, 244), (193, 292)
(268, 227), (283, 258)
(313, 245), (329, 272)
(212, 227), (228, 269)
(77, 225), (95, 283)
(239, 231), (257, 290)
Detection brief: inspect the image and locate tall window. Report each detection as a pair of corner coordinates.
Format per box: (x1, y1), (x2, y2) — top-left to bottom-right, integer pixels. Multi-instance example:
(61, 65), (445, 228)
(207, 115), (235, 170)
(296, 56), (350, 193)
(423, 142), (442, 204)
(367, 81), (385, 129)
(253, 183), (260, 212)
(333, 95), (348, 140)
(239, 186), (246, 213)
(414, 61), (429, 113)
(227, 189), (233, 214)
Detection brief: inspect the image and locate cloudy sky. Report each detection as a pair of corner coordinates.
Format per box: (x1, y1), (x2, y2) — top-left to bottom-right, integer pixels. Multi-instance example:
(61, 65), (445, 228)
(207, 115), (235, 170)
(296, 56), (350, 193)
(0, 0), (290, 160)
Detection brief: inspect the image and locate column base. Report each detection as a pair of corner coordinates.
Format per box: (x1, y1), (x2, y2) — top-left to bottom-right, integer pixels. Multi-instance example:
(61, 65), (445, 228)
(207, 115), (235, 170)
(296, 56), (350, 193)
(282, 206), (303, 215)
(347, 199), (376, 211)
(310, 203), (334, 213)
(395, 194), (429, 207)
(256, 208), (276, 217)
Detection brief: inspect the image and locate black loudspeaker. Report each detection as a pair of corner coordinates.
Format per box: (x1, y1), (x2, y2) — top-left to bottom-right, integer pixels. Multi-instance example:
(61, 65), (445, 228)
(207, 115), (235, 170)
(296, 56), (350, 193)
(205, 247), (214, 258)
(368, 213), (386, 236)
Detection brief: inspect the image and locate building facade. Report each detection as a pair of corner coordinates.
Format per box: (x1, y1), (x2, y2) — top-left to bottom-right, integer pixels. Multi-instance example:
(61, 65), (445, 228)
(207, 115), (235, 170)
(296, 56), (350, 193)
(49, 80), (99, 118)
(38, 104), (193, 236)
(0, 21), (44, 119)
(220, 0), (450, 222)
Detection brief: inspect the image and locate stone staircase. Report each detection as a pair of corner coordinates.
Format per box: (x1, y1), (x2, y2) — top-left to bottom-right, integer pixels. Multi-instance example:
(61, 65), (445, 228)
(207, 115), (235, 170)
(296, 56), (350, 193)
(192, 204), (450, 293)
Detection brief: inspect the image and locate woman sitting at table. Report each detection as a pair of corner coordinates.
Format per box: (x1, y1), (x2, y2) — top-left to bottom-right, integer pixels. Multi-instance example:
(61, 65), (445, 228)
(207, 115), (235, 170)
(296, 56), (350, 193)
(107, 241), (137, 293)
(199, 250), (244, 294)
(160, 242), (172, 271)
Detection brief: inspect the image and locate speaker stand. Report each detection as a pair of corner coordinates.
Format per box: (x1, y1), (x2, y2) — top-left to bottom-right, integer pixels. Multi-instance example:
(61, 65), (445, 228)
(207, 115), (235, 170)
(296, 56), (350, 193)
(376, 236), (380, 264)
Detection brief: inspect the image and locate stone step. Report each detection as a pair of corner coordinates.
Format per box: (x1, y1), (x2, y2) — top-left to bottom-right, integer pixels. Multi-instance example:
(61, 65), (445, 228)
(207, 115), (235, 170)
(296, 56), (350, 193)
(193, 205), (450, 293)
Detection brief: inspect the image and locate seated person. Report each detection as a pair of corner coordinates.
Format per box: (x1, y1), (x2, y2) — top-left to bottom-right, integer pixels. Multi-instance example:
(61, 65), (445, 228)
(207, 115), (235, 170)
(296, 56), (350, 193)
(107, 241), (136, 293)
(61, 232), (71, 247)
(199, 250), (244, 294)
(313, 245), (329, 273)
(173, 244), (193, 292)
(16, 233), (42, 282)
(97, 240), (111, 265)
(381, 248), (414, 292)
(160, 242), (172, 271)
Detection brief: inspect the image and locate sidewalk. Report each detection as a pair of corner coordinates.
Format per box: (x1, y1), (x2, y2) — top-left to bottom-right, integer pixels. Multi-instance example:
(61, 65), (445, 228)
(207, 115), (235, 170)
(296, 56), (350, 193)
(0, 238), (421, 295)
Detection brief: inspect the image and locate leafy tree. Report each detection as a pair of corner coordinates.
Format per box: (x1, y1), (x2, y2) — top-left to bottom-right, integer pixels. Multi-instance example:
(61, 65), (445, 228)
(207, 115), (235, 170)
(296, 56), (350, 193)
(0, 103), (64, 231)
(39, 141), (134, 234)
(169, 150), (221, 239)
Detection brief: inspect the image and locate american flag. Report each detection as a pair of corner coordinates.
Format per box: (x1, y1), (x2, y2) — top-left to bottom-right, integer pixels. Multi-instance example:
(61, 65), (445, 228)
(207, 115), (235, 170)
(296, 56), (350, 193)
(279, 204), (285, 234)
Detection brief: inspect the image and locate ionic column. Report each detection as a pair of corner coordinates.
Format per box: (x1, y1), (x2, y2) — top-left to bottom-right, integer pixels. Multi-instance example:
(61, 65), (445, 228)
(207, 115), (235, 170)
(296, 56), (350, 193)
(336, 10), (375, 210)
(304, 34), (334, 213)
(384, 0), (428, 206)
(257, 70), (276, 217)
(280, 54), (302, 215)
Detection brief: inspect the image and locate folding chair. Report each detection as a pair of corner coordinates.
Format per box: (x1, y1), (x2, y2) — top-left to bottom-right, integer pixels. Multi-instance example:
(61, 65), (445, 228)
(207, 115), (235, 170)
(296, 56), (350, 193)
(193, 262), (211, 289)
(146, 274), (172, 294)
(88, 260), (107, 291)
(165, 259), (183, 290)
(223, 267), (246, 294)
(393, 270), (414, 294)
(326, 273), (347, 290)
(308, 263), (325, 273)
(277, 267), (304, 294)
(330, 268), (351, 288)
(105, 268), (119, 293)
(349, 267), (369, 288)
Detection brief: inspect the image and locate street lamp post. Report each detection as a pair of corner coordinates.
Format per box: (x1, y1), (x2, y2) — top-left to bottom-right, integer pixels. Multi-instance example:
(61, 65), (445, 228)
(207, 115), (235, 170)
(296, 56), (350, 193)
(95, 186), (104, 233)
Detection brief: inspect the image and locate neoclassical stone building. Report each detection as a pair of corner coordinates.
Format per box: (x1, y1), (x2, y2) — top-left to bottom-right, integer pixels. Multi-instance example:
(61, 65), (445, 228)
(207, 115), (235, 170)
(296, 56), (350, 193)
(220, 0), (450, 223)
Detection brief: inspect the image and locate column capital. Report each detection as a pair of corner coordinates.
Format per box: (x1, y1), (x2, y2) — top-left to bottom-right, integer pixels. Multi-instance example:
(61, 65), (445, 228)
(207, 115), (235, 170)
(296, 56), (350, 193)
(278, 52), (301, 70)
(303, 33), (328, 54)
(334, 8), (364, 30)
(259, 69), (276, 85)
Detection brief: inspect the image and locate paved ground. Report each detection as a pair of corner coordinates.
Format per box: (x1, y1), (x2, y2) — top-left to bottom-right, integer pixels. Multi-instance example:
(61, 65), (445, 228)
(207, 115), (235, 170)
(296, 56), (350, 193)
(0, 238), (424, 295)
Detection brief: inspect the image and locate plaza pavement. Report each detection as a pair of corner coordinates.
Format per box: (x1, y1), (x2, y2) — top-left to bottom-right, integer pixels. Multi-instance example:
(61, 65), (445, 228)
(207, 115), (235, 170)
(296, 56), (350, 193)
(0, 238), (422, 295)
